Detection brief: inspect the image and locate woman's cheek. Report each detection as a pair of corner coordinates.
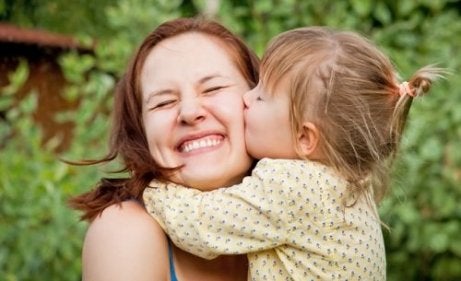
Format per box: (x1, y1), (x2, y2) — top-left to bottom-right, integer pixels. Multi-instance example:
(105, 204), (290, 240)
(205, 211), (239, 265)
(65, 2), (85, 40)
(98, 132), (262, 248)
(144, 112), (171, 150)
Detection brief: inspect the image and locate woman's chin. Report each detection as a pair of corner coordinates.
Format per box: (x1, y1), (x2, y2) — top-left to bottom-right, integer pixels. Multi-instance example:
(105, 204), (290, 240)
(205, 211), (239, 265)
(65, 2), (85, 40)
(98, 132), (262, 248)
(176, 159), (252, 191)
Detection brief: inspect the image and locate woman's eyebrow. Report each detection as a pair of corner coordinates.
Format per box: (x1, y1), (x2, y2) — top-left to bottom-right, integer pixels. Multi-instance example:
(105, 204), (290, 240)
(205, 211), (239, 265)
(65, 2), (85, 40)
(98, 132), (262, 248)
(144, 89), (173, 104)
(199, 74), (227, 84)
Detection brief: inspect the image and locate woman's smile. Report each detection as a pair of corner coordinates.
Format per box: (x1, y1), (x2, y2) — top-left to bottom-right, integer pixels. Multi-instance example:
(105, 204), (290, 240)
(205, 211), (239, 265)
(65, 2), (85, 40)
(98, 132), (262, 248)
(178, 134), (224, 154)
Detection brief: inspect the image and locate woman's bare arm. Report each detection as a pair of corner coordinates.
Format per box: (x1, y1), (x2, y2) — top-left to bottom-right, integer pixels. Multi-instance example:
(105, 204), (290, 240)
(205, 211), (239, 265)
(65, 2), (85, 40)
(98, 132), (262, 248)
(82, 200), (169, 281)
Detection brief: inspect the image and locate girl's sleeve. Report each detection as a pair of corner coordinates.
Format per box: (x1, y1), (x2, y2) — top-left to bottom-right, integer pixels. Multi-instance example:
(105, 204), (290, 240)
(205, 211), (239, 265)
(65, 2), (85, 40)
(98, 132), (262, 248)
(143, 159), (298, 259)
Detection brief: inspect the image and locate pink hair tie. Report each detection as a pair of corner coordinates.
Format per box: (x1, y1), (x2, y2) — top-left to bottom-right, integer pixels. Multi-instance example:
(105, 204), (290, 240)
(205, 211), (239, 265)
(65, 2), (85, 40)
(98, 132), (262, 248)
(398, 81), (415, 97)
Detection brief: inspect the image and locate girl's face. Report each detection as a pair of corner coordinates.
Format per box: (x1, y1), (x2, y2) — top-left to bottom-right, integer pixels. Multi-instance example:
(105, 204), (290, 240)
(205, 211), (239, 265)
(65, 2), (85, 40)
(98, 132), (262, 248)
(141, 32), (253, 190)
(243, 79), (298, 159)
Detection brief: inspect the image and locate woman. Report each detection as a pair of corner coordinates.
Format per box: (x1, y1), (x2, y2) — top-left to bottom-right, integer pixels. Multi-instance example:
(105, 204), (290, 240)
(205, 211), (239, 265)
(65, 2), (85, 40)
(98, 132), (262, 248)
(70, 18), (259, 281)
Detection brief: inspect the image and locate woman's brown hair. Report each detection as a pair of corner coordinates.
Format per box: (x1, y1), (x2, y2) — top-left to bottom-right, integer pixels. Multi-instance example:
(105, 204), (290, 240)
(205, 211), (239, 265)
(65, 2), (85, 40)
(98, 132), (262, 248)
(69, 17), (260, 221)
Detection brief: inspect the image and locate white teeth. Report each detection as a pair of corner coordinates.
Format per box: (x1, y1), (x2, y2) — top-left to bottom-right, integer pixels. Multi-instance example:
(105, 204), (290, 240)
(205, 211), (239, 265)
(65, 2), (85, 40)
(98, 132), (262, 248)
(181, 137), (222, 153)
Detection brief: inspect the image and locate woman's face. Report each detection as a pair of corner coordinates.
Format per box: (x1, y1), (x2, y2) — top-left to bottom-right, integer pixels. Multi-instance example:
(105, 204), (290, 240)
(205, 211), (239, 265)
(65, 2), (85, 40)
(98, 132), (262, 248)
(141, 32), (253, 190)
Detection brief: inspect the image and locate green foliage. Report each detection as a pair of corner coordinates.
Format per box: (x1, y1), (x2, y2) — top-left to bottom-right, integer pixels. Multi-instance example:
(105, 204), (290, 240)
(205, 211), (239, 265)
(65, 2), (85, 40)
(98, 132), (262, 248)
(0, 58), (103, 281)
(0, 0), (114, 37)
(1, 0), (460, 280)
(1, 81), (83, 280)
(374, 6), (461, 280)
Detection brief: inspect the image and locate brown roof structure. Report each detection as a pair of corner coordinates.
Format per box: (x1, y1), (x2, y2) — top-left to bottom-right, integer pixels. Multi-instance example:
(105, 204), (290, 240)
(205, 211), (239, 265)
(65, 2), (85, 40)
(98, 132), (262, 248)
(0, 23), (94, 152)
(0, 22), (90, 50)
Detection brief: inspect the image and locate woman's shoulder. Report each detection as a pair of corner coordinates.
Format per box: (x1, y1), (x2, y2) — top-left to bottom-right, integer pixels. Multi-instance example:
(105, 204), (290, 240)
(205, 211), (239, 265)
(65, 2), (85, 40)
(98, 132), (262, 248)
(82, 200), (169, 281)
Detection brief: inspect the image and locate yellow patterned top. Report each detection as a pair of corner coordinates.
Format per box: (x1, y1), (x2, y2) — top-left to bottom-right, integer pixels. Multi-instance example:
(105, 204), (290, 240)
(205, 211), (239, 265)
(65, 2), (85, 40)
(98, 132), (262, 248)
(143, 158), (386, 281)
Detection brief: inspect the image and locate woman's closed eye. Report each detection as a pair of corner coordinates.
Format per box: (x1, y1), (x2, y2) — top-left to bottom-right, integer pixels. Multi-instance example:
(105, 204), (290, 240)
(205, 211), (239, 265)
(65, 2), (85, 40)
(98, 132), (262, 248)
(203, 85), (229, 95)
(149, 99), (177, 110)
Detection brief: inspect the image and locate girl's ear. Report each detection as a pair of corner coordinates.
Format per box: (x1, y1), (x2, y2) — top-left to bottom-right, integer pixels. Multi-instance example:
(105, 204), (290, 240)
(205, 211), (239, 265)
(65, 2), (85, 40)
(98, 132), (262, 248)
(297, 122), (320, 157)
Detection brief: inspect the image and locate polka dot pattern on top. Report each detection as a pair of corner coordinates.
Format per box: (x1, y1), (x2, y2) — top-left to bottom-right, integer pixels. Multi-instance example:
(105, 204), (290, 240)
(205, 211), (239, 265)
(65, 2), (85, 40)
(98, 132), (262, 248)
(144, 158), (386, 280)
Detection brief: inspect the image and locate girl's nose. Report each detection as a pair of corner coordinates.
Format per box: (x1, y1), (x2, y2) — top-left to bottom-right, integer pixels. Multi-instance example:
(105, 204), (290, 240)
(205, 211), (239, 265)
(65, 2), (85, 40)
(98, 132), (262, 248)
(243, 89), (252, 109)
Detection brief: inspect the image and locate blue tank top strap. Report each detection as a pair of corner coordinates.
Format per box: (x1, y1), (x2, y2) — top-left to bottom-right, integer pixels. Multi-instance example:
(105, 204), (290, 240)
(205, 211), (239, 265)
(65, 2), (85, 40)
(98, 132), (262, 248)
(168, 239), (179, 281)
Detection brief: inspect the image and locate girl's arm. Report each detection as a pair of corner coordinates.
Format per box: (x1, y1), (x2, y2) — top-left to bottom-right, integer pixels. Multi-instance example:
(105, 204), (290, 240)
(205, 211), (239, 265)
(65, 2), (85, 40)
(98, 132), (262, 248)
(82, 200), (169, 281)
(143, 159), (302, 259)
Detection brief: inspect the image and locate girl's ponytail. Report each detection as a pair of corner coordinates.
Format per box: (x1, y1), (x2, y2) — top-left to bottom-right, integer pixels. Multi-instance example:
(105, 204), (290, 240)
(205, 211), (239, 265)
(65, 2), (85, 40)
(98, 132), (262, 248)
(390, 66), (447, 148)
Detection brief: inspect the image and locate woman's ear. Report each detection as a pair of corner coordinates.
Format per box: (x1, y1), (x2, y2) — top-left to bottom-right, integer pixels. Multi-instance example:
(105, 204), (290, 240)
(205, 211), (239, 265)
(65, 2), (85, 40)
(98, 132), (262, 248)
(297, 122), (320, 157)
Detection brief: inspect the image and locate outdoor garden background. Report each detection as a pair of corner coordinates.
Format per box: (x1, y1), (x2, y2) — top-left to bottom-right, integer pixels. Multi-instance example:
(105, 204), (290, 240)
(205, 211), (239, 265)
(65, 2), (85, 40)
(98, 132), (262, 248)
(1, 0), (460, 280)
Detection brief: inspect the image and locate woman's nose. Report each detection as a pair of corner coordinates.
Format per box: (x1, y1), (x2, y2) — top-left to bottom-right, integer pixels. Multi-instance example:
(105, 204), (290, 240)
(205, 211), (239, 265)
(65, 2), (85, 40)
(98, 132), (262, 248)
(178, 98), (205, 125)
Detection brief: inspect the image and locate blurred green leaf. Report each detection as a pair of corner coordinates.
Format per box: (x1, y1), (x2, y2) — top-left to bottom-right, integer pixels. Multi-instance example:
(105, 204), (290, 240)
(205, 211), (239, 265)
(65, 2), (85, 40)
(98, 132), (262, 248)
(374, 2), (392, 25)
(351, 0), (372, 17)
(1, 59), (29, 96)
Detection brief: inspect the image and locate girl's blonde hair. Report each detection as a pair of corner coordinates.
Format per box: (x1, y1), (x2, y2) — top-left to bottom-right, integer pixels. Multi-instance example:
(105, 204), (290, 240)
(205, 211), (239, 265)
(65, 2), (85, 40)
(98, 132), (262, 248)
(261, 26), (444, 204)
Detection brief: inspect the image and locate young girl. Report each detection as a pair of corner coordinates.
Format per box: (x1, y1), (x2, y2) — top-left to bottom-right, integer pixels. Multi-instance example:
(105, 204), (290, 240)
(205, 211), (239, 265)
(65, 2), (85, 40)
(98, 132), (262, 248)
(144, 26), (443, 280)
